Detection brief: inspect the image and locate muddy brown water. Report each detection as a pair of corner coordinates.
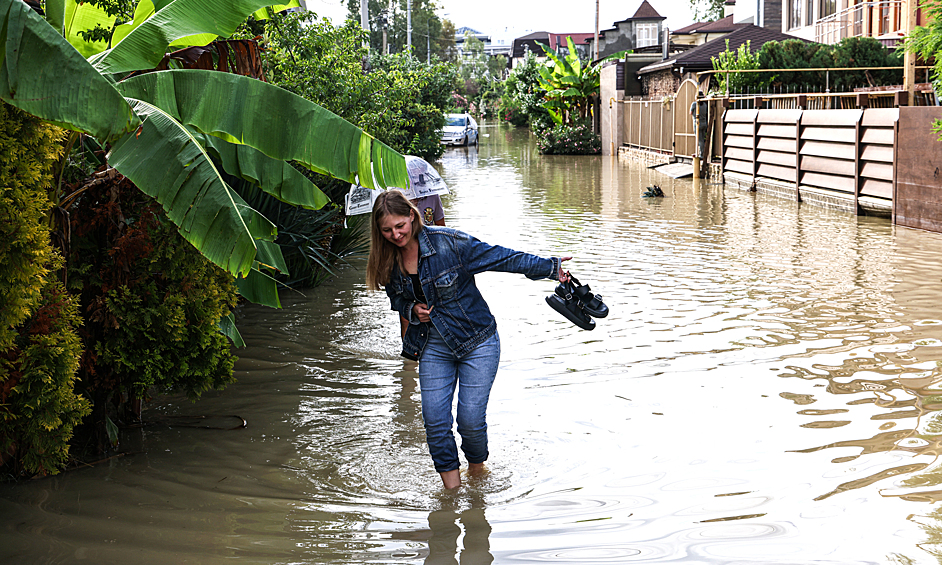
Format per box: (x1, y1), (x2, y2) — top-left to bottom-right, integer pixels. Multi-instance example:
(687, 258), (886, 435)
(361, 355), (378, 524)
(5, 123), (942, 564)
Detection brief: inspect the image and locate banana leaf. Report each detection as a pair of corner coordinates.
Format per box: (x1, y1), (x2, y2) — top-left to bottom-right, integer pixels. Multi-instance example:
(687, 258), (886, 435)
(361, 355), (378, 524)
(92, 0), (277, 75)
(252, 0), (300, 20)
(255, 239), (288, 274)
(44, 0), (65, 35)
(218, 313), (245, 348)
(196, 132), (330, 210)
(110, 99), (276, 277)
(0, 0), (138, 142)
(111, 0), (155, 47)
(63, 0), (114, 57)
(117, 70), (409, 190)
(235, 266), (281, 308)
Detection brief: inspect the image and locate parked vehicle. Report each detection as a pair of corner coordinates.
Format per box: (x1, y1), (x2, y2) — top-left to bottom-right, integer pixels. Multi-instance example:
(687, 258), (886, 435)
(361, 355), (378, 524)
(440, 113), (478, 146)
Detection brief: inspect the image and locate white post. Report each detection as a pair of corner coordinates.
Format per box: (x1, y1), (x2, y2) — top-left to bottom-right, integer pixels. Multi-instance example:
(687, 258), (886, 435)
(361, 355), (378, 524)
(361, 0), (369, 50)
(407, 0), (412, 51)
(595, 0), (599, 60)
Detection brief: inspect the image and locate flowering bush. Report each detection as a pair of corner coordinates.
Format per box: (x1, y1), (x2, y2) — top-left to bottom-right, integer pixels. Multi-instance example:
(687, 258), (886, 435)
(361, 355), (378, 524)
(536, 121), (601, 155)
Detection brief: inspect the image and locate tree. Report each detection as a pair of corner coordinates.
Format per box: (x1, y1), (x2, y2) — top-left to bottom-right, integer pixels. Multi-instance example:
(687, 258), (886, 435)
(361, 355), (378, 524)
(437, 18), (457, 62)
(689, 0), (725, 22)
(536, 36), (603, 125)
(712, 39), (769, 94)
(346, 0), (443, 60)
(8, 0), (408, 309)
(499, 50), (550, 128)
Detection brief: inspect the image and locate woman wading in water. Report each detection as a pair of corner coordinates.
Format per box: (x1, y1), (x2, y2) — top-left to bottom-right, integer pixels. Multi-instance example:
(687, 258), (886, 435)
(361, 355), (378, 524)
(366, 190), (570, 489)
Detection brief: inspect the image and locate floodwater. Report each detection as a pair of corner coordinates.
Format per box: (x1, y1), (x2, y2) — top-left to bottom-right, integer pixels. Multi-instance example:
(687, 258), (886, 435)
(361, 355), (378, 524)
(5, 123), (942, 564)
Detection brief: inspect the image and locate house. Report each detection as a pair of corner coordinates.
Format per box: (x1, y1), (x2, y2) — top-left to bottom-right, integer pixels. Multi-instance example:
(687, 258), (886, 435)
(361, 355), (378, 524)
(670, 15), (748, 46)
(636, 24), (808, 97)
(510, 31), (594, 67)
(782, 0), (923, 45)
(731, 0), (784, 31)
(585, 0), (668, 59)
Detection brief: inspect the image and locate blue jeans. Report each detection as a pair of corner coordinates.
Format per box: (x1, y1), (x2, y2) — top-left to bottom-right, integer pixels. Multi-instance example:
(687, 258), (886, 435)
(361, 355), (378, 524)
(419, 325), (500, 473)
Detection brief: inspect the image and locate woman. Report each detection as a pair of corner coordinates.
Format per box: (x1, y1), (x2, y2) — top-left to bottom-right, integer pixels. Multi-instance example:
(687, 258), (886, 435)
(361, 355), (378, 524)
(366, 190), (570, 489)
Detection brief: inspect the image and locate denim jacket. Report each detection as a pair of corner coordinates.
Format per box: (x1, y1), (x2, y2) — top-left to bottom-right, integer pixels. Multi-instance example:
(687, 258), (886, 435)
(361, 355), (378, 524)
(386, 227), (560, 360)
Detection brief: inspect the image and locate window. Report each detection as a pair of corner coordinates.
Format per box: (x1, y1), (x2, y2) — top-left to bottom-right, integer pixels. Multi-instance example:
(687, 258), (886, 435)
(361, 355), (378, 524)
(789, 0), (803, 29)
(636, 22), (658, 47)
(820, 0), (836, 18)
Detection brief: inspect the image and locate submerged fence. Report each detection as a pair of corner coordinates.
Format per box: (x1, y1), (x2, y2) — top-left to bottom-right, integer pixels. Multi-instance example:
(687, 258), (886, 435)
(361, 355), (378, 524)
(722, 107), (897, 214)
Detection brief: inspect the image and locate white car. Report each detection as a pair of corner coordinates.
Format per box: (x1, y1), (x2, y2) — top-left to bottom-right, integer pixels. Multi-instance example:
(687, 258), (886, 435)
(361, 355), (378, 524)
(441, 113), (478, 146)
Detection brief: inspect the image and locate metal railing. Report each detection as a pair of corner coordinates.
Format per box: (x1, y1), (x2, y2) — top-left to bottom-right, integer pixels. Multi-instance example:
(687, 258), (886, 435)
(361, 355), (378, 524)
(815, 0), (903, 44)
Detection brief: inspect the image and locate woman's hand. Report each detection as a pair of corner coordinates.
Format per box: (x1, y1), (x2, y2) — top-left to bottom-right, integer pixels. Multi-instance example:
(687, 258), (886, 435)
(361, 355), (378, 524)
(558, 256), (572, 283)
(413, 303), (433, 323)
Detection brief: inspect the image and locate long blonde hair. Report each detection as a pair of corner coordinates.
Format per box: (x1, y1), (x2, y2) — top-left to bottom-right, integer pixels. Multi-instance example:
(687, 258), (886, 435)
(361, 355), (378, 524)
(366, 190), (424, 290)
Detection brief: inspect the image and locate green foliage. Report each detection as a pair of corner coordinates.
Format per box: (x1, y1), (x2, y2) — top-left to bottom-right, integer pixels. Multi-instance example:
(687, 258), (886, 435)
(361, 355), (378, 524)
(0, 103), (62, 352)
(499, 51), (551, 128)
(234, 180), (366, 288)
(907, 0), (942, 137)
(238, 12), (453, 286)
(536, 37), (601, 125)
(829, 37), (903, 89)
(536, 120), (601, 155)
(2, 280), (91, 477)
(74, 0), (134, 43)
(0, 102), (89, 477)
(260, 13), (454, 162)
(712, 40), (770, 94)
(345, 0), (443, 62)
(68, 177), (240, 404)
(689, 0), (725, 21)
(748, 37), (902, 93)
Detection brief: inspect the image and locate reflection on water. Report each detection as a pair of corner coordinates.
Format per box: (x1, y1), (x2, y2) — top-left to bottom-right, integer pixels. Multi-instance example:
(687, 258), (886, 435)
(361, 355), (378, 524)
(5, 122), (942, 563)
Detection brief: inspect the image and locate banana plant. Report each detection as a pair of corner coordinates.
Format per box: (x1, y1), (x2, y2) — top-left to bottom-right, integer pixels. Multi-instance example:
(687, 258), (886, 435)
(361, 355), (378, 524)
(536, 36), (626, 125)
(3, 0), (407, 314)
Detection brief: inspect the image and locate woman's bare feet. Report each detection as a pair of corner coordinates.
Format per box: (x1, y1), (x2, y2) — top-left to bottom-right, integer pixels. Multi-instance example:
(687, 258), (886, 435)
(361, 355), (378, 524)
(468, 462), (487, 477)
(440, 469), (461, 489)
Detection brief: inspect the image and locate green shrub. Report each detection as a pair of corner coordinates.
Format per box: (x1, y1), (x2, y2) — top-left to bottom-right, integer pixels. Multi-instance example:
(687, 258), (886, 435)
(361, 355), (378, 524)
(0, 102), (90, 477)
(751, 37), (902, 93)
(536, 121), (601, 155)
(1, 280), (90, 477)
(0, 103), (62, 351)
(68, 176), (239, 425)
(256, 14), (455, 162)
(501, 51), (550, 128)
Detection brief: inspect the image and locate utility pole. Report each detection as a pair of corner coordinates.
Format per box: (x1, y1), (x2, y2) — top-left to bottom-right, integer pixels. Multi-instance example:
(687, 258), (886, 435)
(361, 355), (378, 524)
(382, 16), (388, 54)
(407, 0), (412, 52)
(594, 0), (599, 60)
(361, 0), (369, 50)
(902, 0), (917, 104)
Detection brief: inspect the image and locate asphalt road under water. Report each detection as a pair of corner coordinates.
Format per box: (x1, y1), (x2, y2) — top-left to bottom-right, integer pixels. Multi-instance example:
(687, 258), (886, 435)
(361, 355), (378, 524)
(5, 123), (942, 564)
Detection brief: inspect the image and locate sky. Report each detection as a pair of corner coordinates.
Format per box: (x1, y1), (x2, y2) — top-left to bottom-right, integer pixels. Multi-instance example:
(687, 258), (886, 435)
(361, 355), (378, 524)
(304, 0), (697, 44)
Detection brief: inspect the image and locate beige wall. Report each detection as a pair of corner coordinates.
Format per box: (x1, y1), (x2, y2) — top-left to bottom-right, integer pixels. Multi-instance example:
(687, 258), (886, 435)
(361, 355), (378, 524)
(600, 64), (624, 156)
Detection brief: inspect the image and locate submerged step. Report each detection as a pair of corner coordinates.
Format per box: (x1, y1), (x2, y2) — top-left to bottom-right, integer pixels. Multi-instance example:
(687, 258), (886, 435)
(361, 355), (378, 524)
(652, 162), (694, 178)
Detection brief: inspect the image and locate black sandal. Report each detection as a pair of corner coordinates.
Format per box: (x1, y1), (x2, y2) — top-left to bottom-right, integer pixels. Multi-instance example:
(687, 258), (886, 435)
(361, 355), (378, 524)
(557, 275), (609, 319)
(545, 294), (596, 331)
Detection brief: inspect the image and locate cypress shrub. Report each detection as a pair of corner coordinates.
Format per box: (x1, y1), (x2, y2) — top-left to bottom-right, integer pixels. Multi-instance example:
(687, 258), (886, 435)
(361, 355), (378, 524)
(0, 102), (91, 477)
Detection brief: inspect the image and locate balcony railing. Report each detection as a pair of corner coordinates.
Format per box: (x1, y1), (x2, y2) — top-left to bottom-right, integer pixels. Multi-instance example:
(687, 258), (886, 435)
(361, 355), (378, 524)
(815, 0), (902, 44)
